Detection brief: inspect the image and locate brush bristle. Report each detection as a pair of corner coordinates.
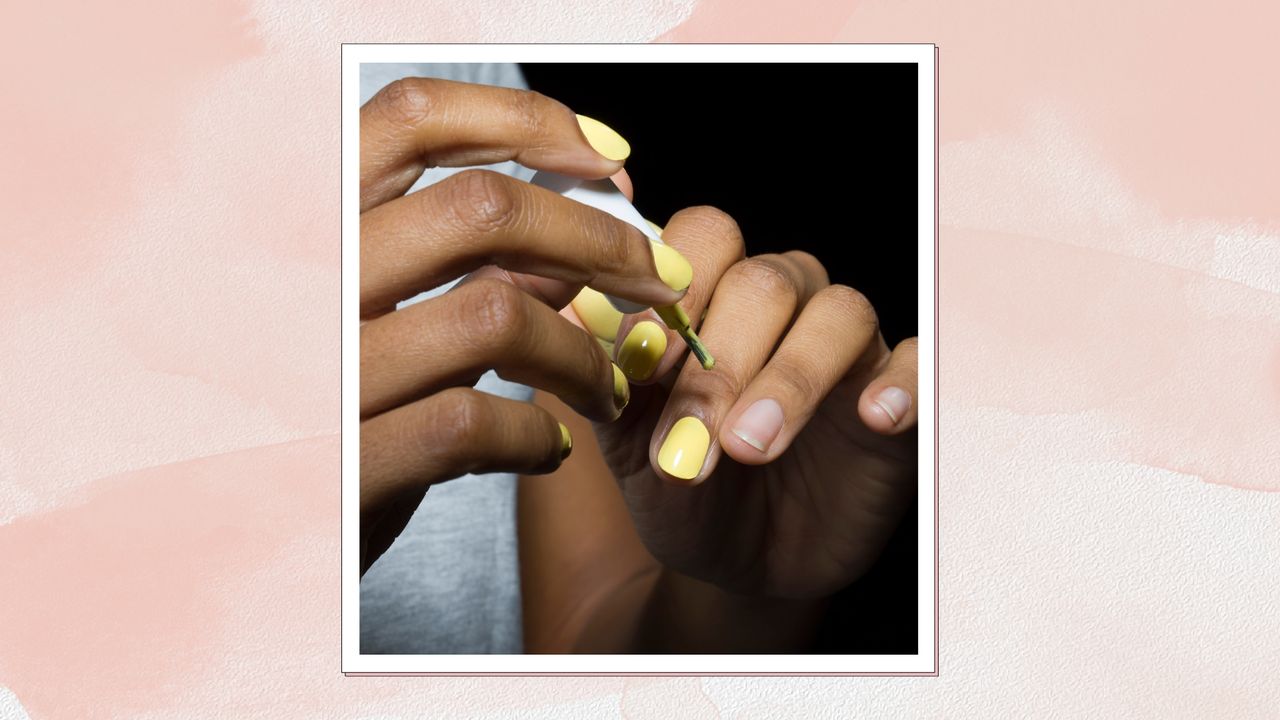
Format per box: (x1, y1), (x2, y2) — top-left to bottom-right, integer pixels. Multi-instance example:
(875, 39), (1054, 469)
(682, 329), (715, 370)
(656, 305), (715, 370)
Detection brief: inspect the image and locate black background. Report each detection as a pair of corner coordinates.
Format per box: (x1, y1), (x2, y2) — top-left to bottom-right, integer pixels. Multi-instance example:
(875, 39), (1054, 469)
(523, 63), (921, 654)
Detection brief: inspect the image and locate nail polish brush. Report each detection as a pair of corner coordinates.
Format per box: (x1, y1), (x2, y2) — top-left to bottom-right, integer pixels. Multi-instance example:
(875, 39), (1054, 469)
(530, 171), (715, 370)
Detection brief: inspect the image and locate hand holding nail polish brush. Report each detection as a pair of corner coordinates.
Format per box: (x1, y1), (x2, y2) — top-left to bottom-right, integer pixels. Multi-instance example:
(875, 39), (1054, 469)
(531, 171), (715, 370)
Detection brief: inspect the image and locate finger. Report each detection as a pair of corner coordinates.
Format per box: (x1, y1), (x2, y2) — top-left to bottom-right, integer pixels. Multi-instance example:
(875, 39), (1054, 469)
(567, 285), (625, 355)
(611, 207), (746, 385)
(360, 387), (572, 521)
(452, 164), (632, 313)
(858, 337), (919, 435)
(360, 77), (627, 211)
(612, 168), (634, 201)
(360, 278), (629, 423)
(359, 169), (688, 316)
(457, 264), (586, 314)
(646, 254), (827, 483)
(720, 284), (885, 464)
(361, 490), (425, 576)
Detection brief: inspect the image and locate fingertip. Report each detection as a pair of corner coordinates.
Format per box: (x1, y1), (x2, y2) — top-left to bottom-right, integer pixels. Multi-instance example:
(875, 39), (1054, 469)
(558, 421), (573, 461)
(719, 397), (785, 464)
(860, 398), (898, 434)
(654, 415), (713, 486)
(719, 428), (774, 466)
(615, 317), (672, 384)
(576, 114), (631, 162)
(859, 385), (915, 435)
(611, 168), (634, 201)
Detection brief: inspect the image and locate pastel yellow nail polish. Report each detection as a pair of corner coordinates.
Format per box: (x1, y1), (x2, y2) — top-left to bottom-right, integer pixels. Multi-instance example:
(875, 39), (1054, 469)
(617, 320), (667, 381)
(658, 416), (710, 481)
(650, 241), (693, 292)
(559, 422), (573, 460)
(570, 287), (624, 343)
(576, 114), (630, 162)
(612, 364), (630, 413)
(645, 219), (665, 237)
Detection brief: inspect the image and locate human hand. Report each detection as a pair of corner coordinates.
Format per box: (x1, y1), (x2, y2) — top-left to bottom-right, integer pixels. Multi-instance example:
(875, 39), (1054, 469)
(571, 209), (918, 599)
(358, 78), (693, 574)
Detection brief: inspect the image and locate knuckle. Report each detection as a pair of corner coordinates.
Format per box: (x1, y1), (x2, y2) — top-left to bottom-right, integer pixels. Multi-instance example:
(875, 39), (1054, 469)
(372, 77), (438, 127)
(767, 357), (825, 406)
(456, 278), (527, 352)
(443, 169), (519, 235)
(428, 388), (491, 463)
(820, 284), (878, 334)
(728, 257), (800, 303)
(587, 216), (637, 277)
(693, 361), (746, 402)
(670, 206), (745, 259)
(508, 89), (551, 139)
(784, 250), (830, 285)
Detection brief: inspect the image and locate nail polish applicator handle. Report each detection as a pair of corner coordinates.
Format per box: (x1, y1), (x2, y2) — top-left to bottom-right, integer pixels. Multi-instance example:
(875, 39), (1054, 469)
(530, 171), (714, 369)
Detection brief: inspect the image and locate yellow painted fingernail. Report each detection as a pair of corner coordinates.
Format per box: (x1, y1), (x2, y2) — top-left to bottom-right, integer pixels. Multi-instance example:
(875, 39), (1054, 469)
(617, 320), (667, 382)
(645, 219), (665, 237)
(570, 286), (624, 343)
(650, 241), (693, 292)
(576, 114), (630, 162)
(559, 422), (573, 460)
(658, 416), (710, 481)
(612, 363), (630, 413)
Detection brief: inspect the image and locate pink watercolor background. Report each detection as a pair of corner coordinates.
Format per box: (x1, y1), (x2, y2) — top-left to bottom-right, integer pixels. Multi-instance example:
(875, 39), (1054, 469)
(2, 0), (1278, 717)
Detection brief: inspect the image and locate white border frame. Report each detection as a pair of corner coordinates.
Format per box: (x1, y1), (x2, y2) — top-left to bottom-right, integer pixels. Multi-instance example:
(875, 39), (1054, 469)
(342, 43), (937, 675)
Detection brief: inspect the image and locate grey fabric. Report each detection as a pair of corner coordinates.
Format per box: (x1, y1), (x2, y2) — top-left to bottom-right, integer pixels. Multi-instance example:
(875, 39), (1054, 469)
(358, 63), (532, 654)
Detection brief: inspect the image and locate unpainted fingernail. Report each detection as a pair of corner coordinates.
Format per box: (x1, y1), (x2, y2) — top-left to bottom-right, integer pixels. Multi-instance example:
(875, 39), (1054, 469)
(559, 422), (573, 460)
(617, 320), (668, 382)
(873, 387), (912, 425)
(612, 363), (630, 414)
(731, 398), (784, 453)
(576, 114), (630, 162)
(658, 416), (710, 481)
(650, 240), (693, 292)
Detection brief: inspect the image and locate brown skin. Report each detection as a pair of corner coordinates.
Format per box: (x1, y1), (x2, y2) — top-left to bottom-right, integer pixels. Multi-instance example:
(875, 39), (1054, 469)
(358, 78), (685, 575)
(587, 208), (919, 601)
(359, 76), (919, 650)
(525, 213), (919, 652)
(520, 391), (829, 653)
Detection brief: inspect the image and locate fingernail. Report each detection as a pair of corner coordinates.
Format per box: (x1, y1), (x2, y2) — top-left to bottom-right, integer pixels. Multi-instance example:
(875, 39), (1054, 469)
(559, 422), (573, 460)
(617, 320), (667, 381)
(645, 219), (665, 237)
(731, 398), (784, 453)
(658, 416), (710, 481)
(873, 387), (912, 425)
(650, 241), (693, 292)
(571, 287), (624, 343)
(576, 114), (630, 162)
(612, 363), (630, 414)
